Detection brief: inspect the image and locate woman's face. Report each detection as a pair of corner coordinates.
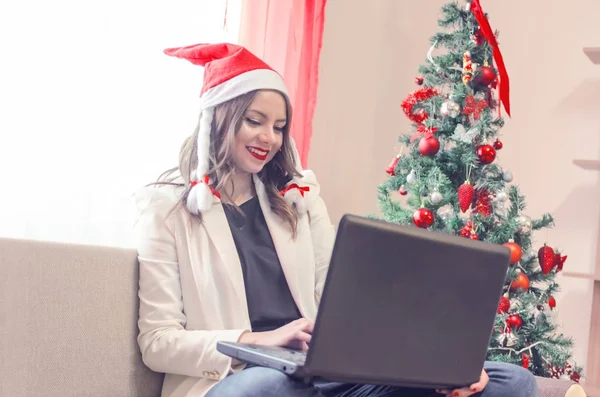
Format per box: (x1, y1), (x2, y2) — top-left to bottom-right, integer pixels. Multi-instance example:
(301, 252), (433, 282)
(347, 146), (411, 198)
(232, 90), (287, 175)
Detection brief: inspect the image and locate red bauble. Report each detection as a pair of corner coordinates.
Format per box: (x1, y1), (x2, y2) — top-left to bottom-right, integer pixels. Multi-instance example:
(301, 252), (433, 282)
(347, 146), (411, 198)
(398, 185), (408, 196)
(497, 295), (510, 314)
(474, 66), (497, 86)
(415, 76), (424, 85)
(418, 135), (440, 156)
(522, 353), (530, 369)
(506, 314), (523, 329)
(476, 145), (496, 164)
(538, 244), (556, 275)
(548, 296), (556, 310)
(386, 155), (400, 176)
(493, 139), (503, 150)
(469, 232), (479, 240)
(511, 272), (530, 292)
(413, 207), (435, 228)
(503, 241), (522, 264)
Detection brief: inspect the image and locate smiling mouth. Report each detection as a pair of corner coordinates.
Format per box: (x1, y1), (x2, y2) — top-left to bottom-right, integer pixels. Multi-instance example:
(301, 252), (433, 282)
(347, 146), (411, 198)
(247, 146), (269, 161)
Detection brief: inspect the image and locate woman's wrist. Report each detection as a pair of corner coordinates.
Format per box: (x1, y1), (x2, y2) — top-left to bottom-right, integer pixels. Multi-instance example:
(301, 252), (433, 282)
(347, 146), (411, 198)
(238, 330), (258, 344)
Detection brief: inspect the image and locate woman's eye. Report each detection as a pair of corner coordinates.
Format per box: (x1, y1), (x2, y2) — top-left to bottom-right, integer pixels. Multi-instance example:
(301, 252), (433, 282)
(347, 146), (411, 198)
(244, 117), (260, 126)
(274, 126), (285, 133)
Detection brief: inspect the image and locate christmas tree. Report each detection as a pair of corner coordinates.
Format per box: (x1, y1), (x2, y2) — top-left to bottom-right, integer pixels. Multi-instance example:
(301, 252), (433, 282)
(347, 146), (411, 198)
(377, 0), (582, 381)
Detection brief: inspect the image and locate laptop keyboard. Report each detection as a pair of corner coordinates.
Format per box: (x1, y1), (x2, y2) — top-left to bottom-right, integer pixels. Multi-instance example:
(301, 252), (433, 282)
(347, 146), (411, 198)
(250, 345), (307, 364)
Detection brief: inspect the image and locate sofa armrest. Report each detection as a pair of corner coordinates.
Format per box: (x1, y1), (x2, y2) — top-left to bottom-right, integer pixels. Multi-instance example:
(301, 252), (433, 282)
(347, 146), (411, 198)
(535, 376), (586, 397)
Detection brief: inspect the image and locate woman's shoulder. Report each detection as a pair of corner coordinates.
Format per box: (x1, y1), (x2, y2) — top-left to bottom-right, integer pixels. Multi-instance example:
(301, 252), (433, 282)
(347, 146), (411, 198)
(133, 183), (186, 219)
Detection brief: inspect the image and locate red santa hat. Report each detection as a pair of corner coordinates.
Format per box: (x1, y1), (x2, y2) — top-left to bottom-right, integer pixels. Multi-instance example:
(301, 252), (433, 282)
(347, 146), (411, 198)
(163, 43), (290, 214)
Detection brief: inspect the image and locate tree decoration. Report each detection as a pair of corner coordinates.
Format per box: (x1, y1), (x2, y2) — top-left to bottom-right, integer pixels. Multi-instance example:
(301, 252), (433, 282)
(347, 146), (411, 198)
(401, 87), (439, 124)
(462, 94), (489, 120)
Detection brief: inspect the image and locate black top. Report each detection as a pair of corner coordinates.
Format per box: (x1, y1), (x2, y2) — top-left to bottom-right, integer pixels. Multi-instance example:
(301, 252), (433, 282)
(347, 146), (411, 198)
(223, 196), (302, 332)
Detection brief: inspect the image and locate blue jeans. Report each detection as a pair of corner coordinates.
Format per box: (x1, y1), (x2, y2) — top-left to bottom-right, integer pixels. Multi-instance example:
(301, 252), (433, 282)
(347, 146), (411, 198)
(205, 361), (538, 397)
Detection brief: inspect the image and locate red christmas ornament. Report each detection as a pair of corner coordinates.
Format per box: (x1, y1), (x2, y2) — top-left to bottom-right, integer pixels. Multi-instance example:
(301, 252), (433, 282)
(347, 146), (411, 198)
(522, 353), (530, 369)
(458, 181), (475, 213)
(497, 294), (510, 314)
(401, 87), (438, 124)
(415, 76), (424, 85)
(474, 188), (492, 216)
(462, 95), (488, 120)
(506, 314), (523, 329)
(473, 66), (497, 87)
(548, 296), (556, 310)
(460, 221), (473, 237)
(472, 28), (485, 46)
(493, 139), (503, 150)
(469, 232), (479, 240)
(386, 155), (401, 176)
(398, 185), (408, 196)
(413, 207), (435, 228)
(477, 145), (496, 164)
(511, 272), (530, 292)
(571, 371), (581, 383)
(538, 244), (556, 275)
(503, 241), (522, 264)
(554, 254), (567, 273)
(418, 135), (440, 156)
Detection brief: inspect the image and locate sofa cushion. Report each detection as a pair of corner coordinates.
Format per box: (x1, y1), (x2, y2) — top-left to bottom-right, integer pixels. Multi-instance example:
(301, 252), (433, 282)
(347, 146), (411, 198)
(0, 238), (164, 397)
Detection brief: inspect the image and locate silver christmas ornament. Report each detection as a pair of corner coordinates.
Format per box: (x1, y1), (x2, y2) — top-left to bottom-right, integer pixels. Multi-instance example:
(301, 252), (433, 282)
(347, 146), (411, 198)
(496, 191), (508, 202)
(516, 214), (533, 234)
(502, 170), (513, 182)
(436, 204), (454, 222)
(429, 191), (443, 205)
(440, 99), (461, 118)
(406, 169), (417, 184)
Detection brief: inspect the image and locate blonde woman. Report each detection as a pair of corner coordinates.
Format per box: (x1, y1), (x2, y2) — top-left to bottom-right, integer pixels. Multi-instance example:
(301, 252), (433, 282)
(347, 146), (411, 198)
(134, 43), (537, 397)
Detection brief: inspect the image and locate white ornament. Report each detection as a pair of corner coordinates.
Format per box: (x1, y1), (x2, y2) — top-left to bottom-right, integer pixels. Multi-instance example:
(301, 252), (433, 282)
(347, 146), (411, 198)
(503, 170), (513, 182)
(436, 204), (455, 222)
(430, 192), (443, 204)
(495, 202), (508, 218)
(452, 124), (479, 143)
(516, 214), (533, 234)
(458, 208), (472, 221)
(406, 169), (417, 184)
(440, 100), (461, 118)
(495, 191), (508, 202)
(429, 191), (443, 205)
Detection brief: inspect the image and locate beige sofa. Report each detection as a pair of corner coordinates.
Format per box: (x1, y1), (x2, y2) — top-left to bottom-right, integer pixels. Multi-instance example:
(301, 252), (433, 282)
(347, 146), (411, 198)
(0, 237), (588, 397)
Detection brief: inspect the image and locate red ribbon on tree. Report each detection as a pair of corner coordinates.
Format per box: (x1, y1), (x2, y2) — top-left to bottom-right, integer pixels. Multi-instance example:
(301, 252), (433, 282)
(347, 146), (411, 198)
(410, 125), (438, 143)
(470, 0), (511, 117)
(280, 183), (310, 197)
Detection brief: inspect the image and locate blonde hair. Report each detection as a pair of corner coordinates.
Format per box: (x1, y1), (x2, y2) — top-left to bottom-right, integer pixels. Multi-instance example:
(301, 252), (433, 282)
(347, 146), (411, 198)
(154, 89), (302, 236)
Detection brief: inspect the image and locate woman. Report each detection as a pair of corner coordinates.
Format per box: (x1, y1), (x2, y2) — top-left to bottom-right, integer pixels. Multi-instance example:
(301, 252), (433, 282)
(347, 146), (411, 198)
(134, 43), (538, 397)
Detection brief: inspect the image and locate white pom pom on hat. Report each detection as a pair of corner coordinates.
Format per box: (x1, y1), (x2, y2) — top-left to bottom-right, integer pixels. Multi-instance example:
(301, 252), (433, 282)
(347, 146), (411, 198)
(164, 43), (290, 214)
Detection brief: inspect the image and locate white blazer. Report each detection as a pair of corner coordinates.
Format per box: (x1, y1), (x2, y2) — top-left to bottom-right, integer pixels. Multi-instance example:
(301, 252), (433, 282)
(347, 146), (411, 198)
(134, 171), (336, 397)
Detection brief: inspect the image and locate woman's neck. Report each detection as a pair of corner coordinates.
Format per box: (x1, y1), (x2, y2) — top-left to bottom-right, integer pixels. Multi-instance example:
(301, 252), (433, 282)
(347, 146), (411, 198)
(224, 171), (255, 205)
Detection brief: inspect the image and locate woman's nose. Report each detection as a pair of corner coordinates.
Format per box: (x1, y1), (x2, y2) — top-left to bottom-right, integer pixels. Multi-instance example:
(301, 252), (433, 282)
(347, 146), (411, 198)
(259, 127), (276, 144)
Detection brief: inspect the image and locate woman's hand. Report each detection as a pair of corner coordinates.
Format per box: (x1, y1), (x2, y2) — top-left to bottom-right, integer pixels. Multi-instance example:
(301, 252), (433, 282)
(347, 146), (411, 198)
(238, 318), (314, 351)
(436, 368), (489, 397)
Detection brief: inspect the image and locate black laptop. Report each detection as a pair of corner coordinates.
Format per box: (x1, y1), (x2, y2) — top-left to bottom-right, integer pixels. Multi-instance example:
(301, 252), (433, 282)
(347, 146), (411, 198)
(217, 214), (510, 390)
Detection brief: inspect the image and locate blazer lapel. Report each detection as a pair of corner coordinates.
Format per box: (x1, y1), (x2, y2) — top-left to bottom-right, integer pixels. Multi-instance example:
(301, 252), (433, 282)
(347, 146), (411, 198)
(200, 202), (250, 322)
(253, 175), (316, 319)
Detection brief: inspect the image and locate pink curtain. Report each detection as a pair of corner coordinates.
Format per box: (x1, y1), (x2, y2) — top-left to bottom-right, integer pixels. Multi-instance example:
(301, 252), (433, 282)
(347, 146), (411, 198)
(238, 0), (327, 168)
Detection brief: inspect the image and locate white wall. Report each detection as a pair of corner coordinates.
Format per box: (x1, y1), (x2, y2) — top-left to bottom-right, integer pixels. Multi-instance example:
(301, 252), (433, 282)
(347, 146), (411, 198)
(310, 0), (600, 375)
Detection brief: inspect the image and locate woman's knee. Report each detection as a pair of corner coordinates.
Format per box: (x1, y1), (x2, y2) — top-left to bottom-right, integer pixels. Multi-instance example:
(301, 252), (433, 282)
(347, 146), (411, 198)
(483, 361), (538, 397)
(206, 367), (316, 397)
